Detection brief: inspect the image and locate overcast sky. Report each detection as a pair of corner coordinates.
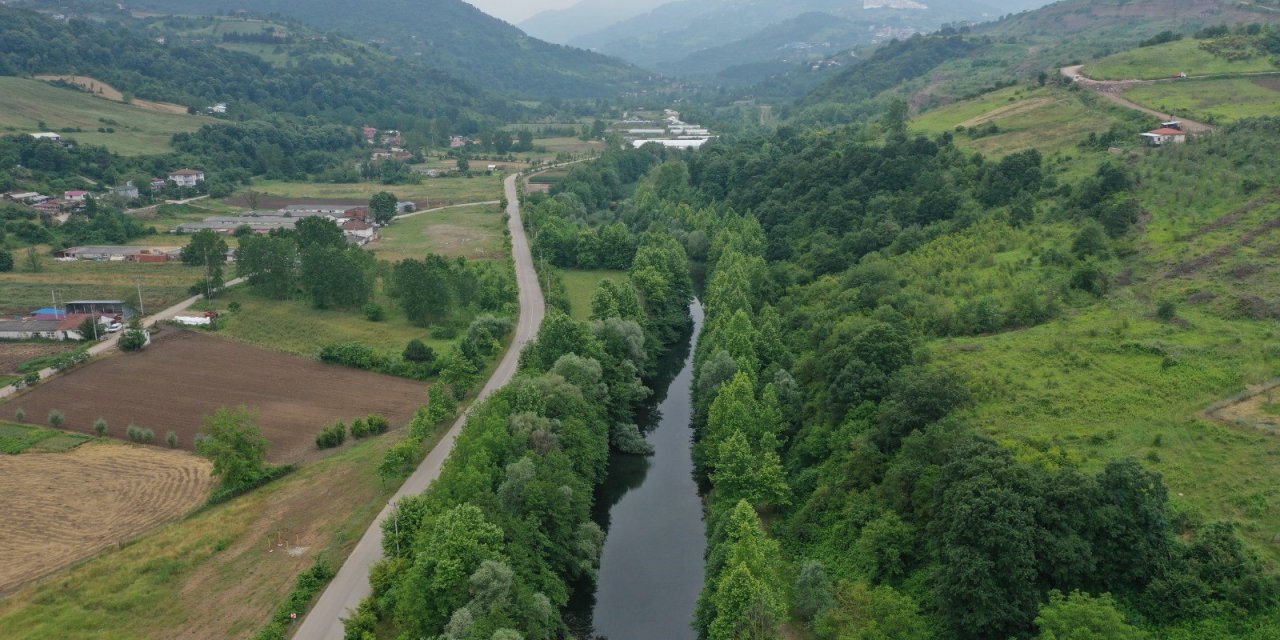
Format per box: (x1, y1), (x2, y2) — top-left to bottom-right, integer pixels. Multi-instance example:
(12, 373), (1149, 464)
(467, 0), (579, 24)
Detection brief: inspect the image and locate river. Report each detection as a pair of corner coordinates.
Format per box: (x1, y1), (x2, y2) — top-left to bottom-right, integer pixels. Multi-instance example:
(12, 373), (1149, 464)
(569, 300), (706, 640)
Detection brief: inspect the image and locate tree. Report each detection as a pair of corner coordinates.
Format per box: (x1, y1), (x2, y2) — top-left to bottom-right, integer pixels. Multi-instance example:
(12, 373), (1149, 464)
(25, 246), (42, 272)
(1034, 590), (1147, 640)
(237, 235), (298, 299)
(713, 430), (790, 509)
(295, 216), (346, 251)
(395, 504), (505, 637)
(404, 339), (436, 364)
(198, 407), (270, 490)
(301, 246), (376, 309)
(708, 563), (782, 640)
(457, 156), (470, 173)
(440, 347), (480, 397)
(370, 191), (398, 225)
(0, 249), (13, 272)
(817, 582), (930, 640)
(118, 317), (147, 351)
(180, 229), (229, 267)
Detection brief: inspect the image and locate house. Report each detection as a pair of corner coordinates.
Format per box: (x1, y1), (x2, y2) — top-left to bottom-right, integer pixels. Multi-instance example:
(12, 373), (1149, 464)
(342, 219), (376, 241)
(150, 178), (168, 190)
(168, 169), (206, 187)
(111, 182), (140, 200)
(1161, 120), (1183, 131)
(280, 204), (355, 218)
(30, 132), (62, 142)
(63, 190), (89, 202)
(177, 215), (299, 234)
(208, 103), (228, 114)
(0, 315), (92, 341)
(450, 136), (469, 149)
(57, 245), (179, 262)
(343, 208), (370, 222)
(380, 130), (404, 146)
(5, 192), (44, 203)
(363, 126), (378, 143)
(1141, 127), (1187, 146)
(64, 300), (132, 319)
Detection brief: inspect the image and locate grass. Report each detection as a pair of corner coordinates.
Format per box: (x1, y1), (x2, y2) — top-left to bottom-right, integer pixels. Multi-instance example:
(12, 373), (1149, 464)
(205, 287), (453, 359)
(1263, 403), (1280, 417)
(370, 204), (506, 263)
(0, 421), (91, 454)
(0, 429), (426, 639)
(560, 269), (627, 322)
(911, 86), (1130, 157)
(248, 175), (504, 208)
(0, 254), (199, 315)
(0, 77), (208, 156)
(1122, 77), (1280, 125)
(1085, 39), (1280, 81)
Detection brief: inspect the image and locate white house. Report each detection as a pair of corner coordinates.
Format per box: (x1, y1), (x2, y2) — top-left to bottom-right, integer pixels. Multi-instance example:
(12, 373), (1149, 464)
(111, 182), (140, 200)
(30, 132), (61, 142)
(63, 190), (89, 202)
(342, 219), (377, 241)
(208, 103), (228, 114)
(1141, 127), (1187, 146)
(168, 169), (206, 187)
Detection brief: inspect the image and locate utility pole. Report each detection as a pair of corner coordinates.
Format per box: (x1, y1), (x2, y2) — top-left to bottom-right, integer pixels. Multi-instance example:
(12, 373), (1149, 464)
(135, 279), (145, 318)
(90, 303), (99, 341)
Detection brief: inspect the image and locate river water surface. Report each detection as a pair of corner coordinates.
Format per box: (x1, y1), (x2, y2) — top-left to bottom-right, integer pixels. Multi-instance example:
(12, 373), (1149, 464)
(572, 300), (706, 639)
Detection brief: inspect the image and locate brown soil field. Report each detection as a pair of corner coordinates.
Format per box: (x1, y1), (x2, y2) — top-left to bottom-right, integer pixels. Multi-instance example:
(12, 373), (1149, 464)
(0, 442), (214, 594)
(33, 75), (189, 114)
(0, 342), (77, 374)
(222, 194), (364, 210)
(5, 330), (426, 463)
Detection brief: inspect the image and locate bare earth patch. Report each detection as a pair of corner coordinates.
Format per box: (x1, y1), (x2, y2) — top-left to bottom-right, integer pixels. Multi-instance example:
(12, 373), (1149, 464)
(0, 442), (213, 594)
(6, 329), (427, 463)
(0, 342), (77, 375)
(34, 75), (190, 114)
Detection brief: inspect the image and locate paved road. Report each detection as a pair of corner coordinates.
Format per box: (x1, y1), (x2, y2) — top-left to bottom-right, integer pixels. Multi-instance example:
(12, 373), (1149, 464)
(0, 277), (245, 400)
(1061, 65), (1216, 133)
(293, 172), (545, 640)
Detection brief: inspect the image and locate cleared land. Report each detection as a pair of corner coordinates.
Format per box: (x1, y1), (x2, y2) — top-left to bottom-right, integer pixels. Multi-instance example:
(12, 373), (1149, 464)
(0, 342), (77, 376)
(0, 254), (199, 315)
(1085, 39), (1279, 80)
(0, 432), (421, 639)
(247, 176), (504, 209)
(561, 269), (627, 322)
(370, 204), (505, 263)
(0, 442), (214, 594)
(1123, 77), (1280, 125)
(0, 77), (207, 155)
(6, 330), (426, 463)
(32, 75), (189, 114)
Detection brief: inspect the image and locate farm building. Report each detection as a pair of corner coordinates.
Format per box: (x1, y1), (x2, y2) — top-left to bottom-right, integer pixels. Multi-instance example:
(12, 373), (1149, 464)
(1141, 127), (1187, 146)
(280, 204), (361, 217)
(55, 246), (179, 261)
(0, 315), (91, 341)
(29, 132), (61, 142)
(64, 300), (132, 319)
(63, 190), (89, 202)
(168, 169), (206, 187)
(176, 216), (298, 234)
(111, 182), (140, 200)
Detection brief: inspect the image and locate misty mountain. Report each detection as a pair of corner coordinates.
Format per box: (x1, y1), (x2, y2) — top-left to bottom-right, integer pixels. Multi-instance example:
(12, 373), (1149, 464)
(131, 0), (649, 98)
(662, 12), (868, 82)
(519, 0), (670, 45)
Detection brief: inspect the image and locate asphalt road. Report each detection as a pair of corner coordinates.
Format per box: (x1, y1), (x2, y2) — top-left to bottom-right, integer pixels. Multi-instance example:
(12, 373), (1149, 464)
(293, 172), (545, 640)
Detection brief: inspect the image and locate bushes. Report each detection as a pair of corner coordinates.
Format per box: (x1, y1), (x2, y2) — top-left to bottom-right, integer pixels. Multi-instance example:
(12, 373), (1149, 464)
(166, 430), (179, 448)
(316, 421), (348, 449)
(253, 561), (336, 640)
(93, 418), (108, 436)
(14, 408), (25, 423)
(47, 409), (64, 428)
(319, 342), (433, 380)
(126, 424), (155, 443)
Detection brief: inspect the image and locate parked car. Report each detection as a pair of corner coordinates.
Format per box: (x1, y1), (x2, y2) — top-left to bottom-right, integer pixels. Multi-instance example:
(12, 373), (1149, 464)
(106, 322), (123, 333)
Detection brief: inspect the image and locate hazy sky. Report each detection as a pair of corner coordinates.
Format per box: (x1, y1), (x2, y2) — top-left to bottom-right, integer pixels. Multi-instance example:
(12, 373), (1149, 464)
(467, 0), (579, 24)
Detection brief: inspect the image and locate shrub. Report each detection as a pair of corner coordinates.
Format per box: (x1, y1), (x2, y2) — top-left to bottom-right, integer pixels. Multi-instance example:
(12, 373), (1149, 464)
(316, 421), (348, 449)
(127, 424), (144, 442)
(403, 339), (435, 364)
(23, 371), (40, 388)
(364, 302), (386, 322)
(351, 418), (369, 439)
(93, 418), (108, 436)
(366, 414), (390, 435)
(48, 410), (64, 428)
(14, 408), (26, 423)
(378, 438), (419, 481)
(166, 430), (179, 448)
(1157, 299), (1177, 322)
(142, 428), (155, 444)
(228, 301), (242, 313)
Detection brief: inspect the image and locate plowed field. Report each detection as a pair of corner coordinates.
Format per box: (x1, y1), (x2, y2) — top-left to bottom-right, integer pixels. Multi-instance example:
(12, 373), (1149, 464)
(6, 330), (426, 463)
(0, 443), (214, 594)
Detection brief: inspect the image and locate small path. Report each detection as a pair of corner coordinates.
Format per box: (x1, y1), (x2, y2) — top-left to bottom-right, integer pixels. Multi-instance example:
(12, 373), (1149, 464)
(390, 199), (499, 221)
(164, 194), (209, 205)
(1061, 65), (1216, 133)
(0, 277), (245, 400)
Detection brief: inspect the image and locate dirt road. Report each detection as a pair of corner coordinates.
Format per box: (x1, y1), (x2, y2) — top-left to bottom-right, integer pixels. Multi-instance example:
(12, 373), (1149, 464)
(1060, 65), (1216, 134)
(293, 172), (545, 640)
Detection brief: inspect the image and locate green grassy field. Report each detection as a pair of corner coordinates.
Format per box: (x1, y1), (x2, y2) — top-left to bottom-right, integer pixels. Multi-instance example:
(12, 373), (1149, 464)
(1123, 77), (1280, 125)
(0, 421), (91, 454)
(560, 269), (627, 322)
(911, 86), (1129, 157)
(0, 77), (208, 156)
(1086, 39), (1280, 80)
(248, 176), (503, 208)
(0, 256), (199, 315)
(369, 204), (505, 263)
(203, 287), (453, 359)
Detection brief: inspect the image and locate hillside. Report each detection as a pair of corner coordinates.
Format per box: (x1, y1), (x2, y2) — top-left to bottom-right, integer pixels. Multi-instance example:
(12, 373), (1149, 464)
(661, 12), (866, 82)
(134, 0), (650, 99)
(519, 0), (669, 45)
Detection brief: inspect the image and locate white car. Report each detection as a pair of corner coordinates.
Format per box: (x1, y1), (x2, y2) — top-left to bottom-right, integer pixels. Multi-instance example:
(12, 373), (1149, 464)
(106, 322), (123, 333)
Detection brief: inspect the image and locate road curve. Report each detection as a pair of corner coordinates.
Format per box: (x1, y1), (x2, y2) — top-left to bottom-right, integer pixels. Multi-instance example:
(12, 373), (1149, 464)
(1060, 65), (1215, 133)
(293, 173), (545, 640)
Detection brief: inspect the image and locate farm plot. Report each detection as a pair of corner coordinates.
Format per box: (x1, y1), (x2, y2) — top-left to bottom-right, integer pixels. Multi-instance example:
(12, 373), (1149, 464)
(0, 342), (78, 376)
(370, 203), (506, 262)
(0, 442), (214, 594)
(6, 330), (426, 463)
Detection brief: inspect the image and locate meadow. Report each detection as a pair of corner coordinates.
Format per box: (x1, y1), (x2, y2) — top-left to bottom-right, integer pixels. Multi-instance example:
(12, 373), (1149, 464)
(560, 269), (627, 322)
(1085, 38), (1280, 80)
(0, 77), (208, 155)
(0, 255), (199, 315)
(0, 421), (90, 455)
(248, 175), (504, 208)
(369, 203), (505, 263)
(1123, 77), (1280, 125)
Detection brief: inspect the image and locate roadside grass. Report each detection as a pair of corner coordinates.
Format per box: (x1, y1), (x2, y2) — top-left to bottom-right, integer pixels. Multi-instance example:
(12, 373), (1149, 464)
(0, 77), (207, 156)
(1122, 77), (1280, 125)
(911, 86), (1131, 157)
(0, 430), (424, 639)
(0, 421), (91, 454)
(249, 176), (504, 208)
(370, 204), (506, 263)
(560, 269), (627, 322)
(1085, 39), (1279, 80)
(0, 255), (198, 315)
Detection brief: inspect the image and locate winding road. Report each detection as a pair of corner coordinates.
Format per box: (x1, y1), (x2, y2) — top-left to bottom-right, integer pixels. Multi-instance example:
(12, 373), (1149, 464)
(1060, 65), (1216, 133)
(293, 172), (545, 640)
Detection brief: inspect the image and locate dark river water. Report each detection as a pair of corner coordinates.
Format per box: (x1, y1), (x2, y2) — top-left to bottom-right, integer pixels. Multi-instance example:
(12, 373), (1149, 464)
(569, 300), (706, 640)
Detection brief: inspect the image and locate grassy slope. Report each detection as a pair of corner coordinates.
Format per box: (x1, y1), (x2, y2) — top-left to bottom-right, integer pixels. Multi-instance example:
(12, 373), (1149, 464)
(370, 204), (505, 263)
(1123, 77), (1280, 125)
(1085, 38), (1280, 80)
(0, 430), (425, 639)
(0, 77), (207, 156)
(560, 269), (627, 322)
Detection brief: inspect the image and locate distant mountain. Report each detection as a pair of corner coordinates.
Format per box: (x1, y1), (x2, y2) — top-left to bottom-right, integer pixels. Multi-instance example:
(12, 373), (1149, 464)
(663, 12), (867, 82)
(569, 0), (1005, 71)
(984, 0), (1280, 39)
(132, 0), (650, 99)
(519, 0), (670, 45)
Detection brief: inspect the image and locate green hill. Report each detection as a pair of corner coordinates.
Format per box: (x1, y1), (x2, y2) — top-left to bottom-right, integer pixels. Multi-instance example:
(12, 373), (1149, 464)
(1086, 36), (1280, 80)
